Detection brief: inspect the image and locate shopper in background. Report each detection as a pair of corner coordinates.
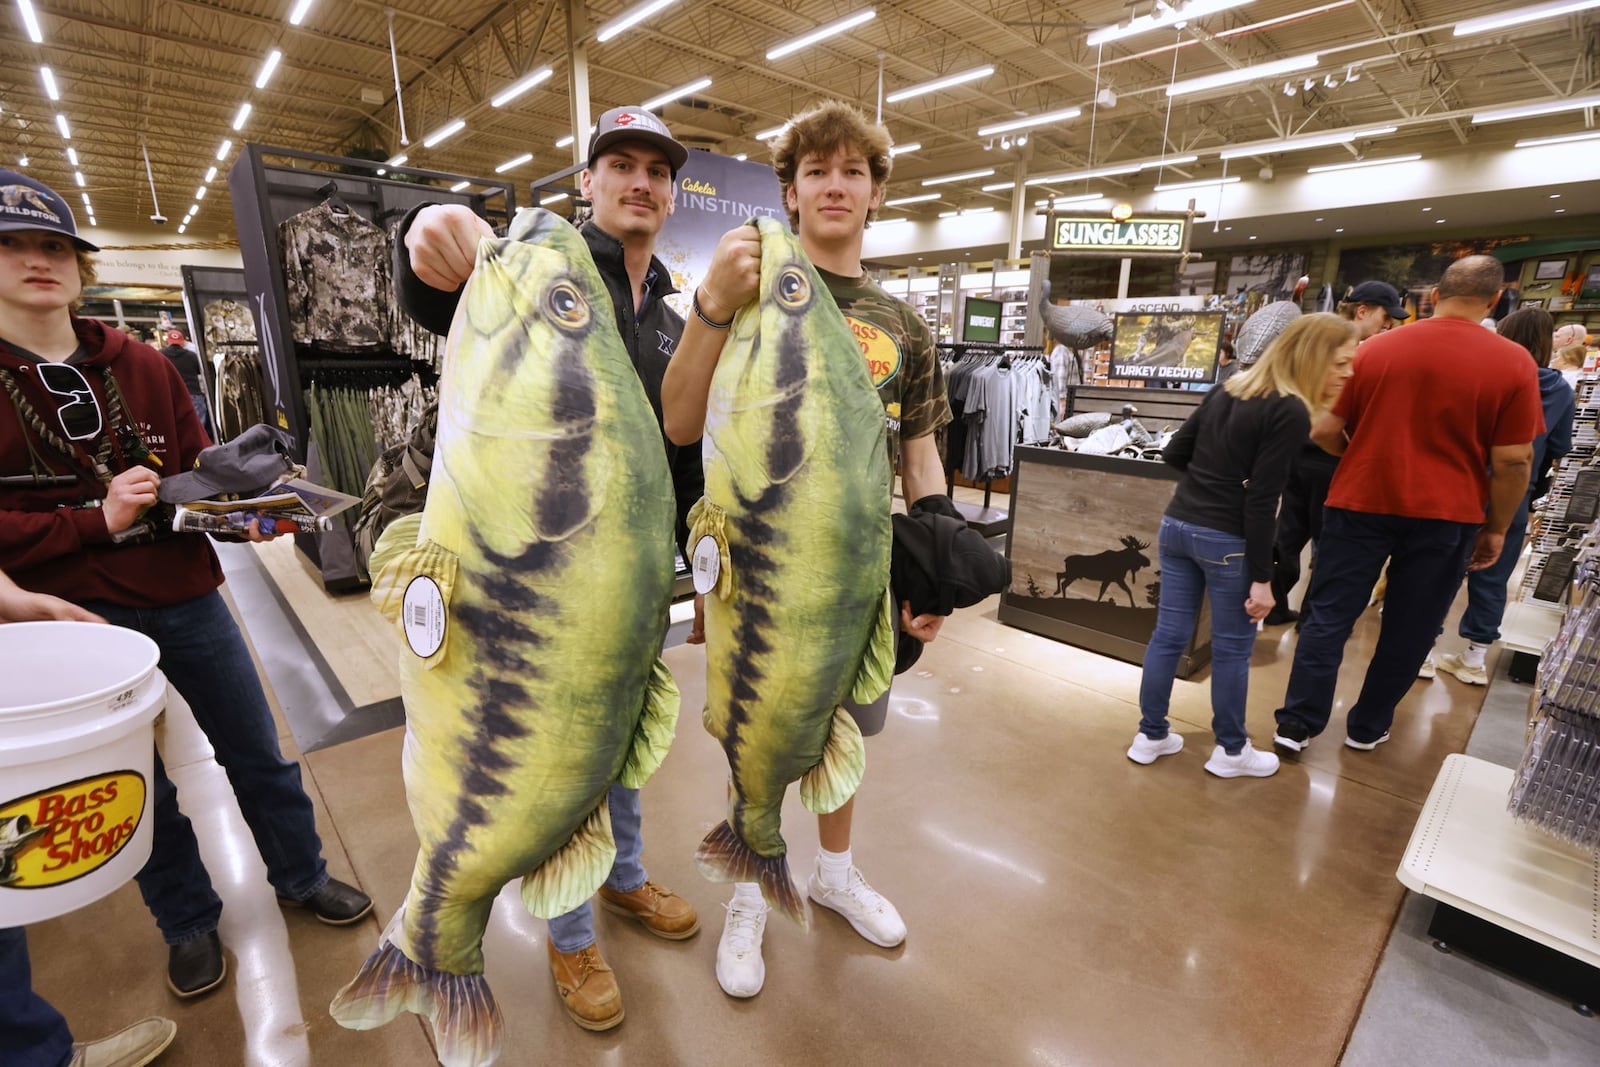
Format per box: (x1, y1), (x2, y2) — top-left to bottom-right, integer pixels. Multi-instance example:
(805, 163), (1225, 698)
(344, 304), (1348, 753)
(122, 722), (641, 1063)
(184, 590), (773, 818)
(394, 106), (703, 1033)
(1048, 331), (1079, 417)
(1212, 339), (1238, 386)
(1265, 280), (1406, 626)
(0, 169), (372, 1004)
(1129, 314), (1357, 778)
(1429, 307), (1573, 684)
(158, 330), (212, 441)
(664, 99), (953, 999)
(1552, 343), (1585, 391)
(1272, 255), (1544, 754)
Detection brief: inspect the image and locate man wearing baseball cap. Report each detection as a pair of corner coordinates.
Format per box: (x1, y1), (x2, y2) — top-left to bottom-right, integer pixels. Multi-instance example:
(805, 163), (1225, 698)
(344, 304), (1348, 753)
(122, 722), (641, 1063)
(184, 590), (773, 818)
(392, 107), (703, 1032)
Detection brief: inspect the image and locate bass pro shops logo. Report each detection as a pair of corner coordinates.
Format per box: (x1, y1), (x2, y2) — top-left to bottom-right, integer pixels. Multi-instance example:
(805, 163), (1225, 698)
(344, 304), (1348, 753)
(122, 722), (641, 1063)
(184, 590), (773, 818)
(845, 316), (902, 388)
(0, 772), (146, 889)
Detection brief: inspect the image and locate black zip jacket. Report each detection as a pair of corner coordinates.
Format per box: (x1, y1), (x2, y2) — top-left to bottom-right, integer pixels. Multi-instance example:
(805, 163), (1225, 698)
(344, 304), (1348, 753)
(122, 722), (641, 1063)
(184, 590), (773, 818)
(891, 494), (1012, 673)
(392, 204), (704, 558)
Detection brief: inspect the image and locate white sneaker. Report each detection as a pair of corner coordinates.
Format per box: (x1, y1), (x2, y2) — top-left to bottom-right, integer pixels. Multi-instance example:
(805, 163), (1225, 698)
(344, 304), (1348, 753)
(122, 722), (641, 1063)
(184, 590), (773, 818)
(1344, 731), (1391, 751)
(808, 867), (906, 948)
(715, 897), (768, 998)
(1127, 731), (1184, 764)
(1438, 653), (1488, 686)
(1203, 742), (1280, 778)
(1417, 654), (1436, 680)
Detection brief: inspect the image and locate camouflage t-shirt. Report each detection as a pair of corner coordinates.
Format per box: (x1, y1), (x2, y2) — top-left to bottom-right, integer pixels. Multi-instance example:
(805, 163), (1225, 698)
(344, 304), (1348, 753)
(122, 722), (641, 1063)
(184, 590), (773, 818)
(279, 200), (392, 352)
(817, 267), (952, 466)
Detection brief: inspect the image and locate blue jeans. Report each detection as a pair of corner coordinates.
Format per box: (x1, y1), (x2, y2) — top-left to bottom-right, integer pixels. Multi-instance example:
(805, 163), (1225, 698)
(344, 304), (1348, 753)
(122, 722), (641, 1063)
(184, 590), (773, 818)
(1458, 496), (1530, 645)
(1276, 508), (1477, 744)
(0, 928), (71, 1067)
(546, 784), (647, 953)
(1139, 517), (1257, 755)
(83, 591), (329, 944)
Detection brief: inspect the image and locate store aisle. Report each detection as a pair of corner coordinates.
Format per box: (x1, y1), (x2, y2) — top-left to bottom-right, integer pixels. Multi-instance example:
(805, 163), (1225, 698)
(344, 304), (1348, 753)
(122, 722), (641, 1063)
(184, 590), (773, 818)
(27, 565), (1501, 1066)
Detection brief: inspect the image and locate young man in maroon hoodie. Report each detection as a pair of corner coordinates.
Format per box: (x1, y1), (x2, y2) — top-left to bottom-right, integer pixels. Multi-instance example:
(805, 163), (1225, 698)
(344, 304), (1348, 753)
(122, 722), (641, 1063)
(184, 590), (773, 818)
(0, 170), (370, 1004)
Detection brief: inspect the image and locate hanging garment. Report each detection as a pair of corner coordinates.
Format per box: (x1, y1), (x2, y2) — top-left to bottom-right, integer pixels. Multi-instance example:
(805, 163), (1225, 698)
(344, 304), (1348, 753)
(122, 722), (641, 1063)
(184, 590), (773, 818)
(214, 346), (267, 443)
(203, 299), (257, 348)
(279, 200), (393, 354)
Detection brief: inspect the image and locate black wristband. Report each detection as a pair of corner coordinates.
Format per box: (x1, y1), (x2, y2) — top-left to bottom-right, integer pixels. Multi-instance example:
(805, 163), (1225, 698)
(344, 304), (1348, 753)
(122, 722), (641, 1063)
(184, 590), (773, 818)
(692, 290), (734, 330)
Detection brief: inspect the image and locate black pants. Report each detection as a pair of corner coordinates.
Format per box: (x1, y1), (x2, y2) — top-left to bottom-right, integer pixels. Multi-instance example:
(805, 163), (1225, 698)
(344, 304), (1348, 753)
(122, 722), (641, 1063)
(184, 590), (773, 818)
(1270, 448), (1339, 611)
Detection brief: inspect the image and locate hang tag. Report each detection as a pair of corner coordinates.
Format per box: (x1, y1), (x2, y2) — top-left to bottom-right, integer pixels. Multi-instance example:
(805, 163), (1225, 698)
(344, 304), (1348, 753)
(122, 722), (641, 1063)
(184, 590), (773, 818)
(692, 535), (720, 595)
(402, 576), (447, 658)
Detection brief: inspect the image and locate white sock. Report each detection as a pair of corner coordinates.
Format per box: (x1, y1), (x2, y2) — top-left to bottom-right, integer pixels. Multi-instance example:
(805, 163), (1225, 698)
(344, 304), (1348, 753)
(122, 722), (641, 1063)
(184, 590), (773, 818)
(731, 882), (762, 907)
(1463, 642), (1488, 669)
(817, 846), (852, 889)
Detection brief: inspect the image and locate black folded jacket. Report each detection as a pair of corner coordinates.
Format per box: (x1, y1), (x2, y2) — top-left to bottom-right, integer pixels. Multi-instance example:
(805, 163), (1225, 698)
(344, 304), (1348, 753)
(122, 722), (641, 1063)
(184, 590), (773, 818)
(890, 494), (1012, 674)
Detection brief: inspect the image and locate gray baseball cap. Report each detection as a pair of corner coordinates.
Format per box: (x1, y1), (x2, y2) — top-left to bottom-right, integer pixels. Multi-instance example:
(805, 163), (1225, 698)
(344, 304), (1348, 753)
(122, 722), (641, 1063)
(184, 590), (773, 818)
(587, 107), (689, 174)
(158, 424), (298, 504)
(0, 169), (98, 251)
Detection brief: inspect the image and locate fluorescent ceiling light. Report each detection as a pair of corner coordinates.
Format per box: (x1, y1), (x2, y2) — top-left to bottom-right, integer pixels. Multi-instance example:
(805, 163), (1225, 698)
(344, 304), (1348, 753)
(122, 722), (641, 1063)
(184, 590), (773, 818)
(422, 119), (466, 148)
(977, 106), (1082, 138)
(1167, 53), (1318, 97)
(287, 0), (315, 25)
(80, 192), (89, 206)
(1088, 0), (1254, 47)
(17, 0), (42, 43)
(871, 216), (907, 226)
(755, 124), (788, 141)
(1140, 155), (1199, 168)
(188, 202), (199, 215)
(450, 180), (470, 192)
(595, 0), (677, 43)
(540, 192), (569, 205)
(1153, 175), (1242, 192)
(204, 165), (216, 182)
(66, 146), (78, 166)
(216, 139), (233, 160)
(86, 216), (95, 227)
(734, 153), (747, 161)
(73, 171), (84, 187)
(1515, 130), (1600, 148)
(255, 49), (281, 89)
(767, 8), (876, 60)
(554, 125), (592, 152)
(1471, 93), (1600, 124)
(177, 224), (186, 233)
(889, 141), (921, 156)
(54, 114), (70, 139)
(1306, 153), (1422, 174)
(39, 66), (58, 101)
(885, 65), (993, 104)
(1219, 125), (1394, 159)
(937, 206), (995, 217)
(195, 186), (206, 199)
(231, 102), (252, 130)
(385, 151), (407, 166)
(642, 77), (711, 112)
(1454, 0), (1600, 37)
(884, 192), (940, 206)
(490, 67), (554, 108)
(1024, 163), (1142, 186)
(921, 167), (995, 186)
(982, 180), (1015, 191)
(495, 152), (534, 173)
(1034, 192), (1107, 206)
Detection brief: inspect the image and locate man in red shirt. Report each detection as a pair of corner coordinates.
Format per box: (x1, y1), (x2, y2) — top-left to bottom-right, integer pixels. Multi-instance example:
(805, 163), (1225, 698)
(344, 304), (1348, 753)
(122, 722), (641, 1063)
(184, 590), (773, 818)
(1272, 255), (1543, 751)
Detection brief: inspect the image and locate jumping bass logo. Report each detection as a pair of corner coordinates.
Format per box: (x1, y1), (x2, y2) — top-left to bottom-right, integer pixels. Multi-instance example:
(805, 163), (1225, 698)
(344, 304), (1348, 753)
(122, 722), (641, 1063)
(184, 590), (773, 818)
(0, 772), (145, 889)
(845, 316), (901, 388)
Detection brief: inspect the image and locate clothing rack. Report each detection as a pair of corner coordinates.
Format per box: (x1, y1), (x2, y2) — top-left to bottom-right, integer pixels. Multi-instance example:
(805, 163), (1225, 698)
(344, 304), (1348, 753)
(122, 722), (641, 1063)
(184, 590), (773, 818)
(936, 342), (1046, 537)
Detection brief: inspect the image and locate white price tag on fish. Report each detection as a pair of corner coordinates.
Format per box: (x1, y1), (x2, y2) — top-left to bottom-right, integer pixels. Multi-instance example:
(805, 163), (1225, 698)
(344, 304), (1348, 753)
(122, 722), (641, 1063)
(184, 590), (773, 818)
(402, 576), (447, 658)
(692, 535), (720, 595)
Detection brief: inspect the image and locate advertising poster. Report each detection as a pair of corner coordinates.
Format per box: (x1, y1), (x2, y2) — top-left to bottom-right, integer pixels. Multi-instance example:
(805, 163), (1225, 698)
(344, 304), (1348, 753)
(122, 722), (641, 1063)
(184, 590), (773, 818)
(1107, 310), (1225, 383)
(655, 151), (786, 320)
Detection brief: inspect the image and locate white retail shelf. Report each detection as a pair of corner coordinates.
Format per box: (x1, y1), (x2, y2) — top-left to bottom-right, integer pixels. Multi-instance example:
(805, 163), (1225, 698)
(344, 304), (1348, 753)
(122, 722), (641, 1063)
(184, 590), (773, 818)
(1499, 599), (1565, 655)
(1398, 754), (1600, 969)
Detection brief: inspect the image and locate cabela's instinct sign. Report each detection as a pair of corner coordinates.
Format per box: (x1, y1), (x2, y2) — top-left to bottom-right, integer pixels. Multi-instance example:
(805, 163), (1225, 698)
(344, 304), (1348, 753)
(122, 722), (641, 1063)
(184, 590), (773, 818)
(0, 772), (146, 888)
(1051, 217), (1186, 254)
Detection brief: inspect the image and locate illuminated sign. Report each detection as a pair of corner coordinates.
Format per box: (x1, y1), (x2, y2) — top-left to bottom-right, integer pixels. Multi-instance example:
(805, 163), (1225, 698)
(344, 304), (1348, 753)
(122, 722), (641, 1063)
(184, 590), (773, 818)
(1050, 217), (1186, 253)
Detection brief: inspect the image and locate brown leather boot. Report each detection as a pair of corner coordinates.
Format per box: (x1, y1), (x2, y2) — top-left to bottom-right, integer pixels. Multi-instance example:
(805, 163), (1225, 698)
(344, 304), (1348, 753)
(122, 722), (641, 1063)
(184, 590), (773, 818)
(546, 940), (624, 1032)
(597, 880), (701, 940)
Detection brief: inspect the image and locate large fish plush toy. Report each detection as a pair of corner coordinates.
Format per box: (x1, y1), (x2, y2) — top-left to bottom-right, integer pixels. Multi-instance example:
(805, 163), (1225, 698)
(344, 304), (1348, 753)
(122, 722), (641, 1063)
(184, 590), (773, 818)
(690, 216), (895, 924)
(329, 208), (679, 1066)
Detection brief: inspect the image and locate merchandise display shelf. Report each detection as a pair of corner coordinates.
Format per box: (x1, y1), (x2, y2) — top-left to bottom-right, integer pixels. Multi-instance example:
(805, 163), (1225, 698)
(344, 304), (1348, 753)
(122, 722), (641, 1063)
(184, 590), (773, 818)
(1398, 753), (1600, 972)
(1499, 599), (1565, 656)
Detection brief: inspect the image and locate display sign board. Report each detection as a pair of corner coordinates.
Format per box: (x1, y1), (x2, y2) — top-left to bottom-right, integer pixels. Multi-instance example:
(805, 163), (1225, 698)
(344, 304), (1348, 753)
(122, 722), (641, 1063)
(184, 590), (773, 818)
(1050, 216), (1186, 254)
(963, 296), (1002, 343)
(1108, 310), (1225, 383)
(656, 151), (785, 322)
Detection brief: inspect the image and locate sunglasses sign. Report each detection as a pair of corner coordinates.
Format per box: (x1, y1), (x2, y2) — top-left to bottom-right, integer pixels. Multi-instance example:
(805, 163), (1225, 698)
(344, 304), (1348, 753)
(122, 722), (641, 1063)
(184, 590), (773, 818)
(1050, 216), (1186, 255)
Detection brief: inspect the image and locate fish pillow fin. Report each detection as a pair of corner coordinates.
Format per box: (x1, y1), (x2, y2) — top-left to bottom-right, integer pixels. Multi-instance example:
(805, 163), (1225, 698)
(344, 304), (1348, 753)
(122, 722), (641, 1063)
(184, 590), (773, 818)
(799, 707), (866, 816)
(695, 819), (809, 928)
(686, 497), (735, 600)
(618, 657), (681, 789)
(369, 538), (458, 669)
(368, 513), (424, 586)
(329, 936), (504, 1067)
(519, 800), (617, 919)
(847, 588), (896, 705)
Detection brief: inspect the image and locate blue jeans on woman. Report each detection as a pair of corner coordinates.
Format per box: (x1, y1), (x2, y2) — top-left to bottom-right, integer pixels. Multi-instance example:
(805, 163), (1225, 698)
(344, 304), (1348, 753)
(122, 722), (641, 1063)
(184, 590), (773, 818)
(81, 591), (329, 946)
(546, 784), (648, 953)
(1139, 516), (1257, 755)
(0, 927), (72, 1067)
(1458, 494), (1530, 645)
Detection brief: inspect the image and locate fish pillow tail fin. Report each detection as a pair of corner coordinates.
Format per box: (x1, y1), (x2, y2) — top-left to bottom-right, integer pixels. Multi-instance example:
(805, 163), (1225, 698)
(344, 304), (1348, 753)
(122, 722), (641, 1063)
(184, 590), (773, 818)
(799, 707), (866, 815)
(368, 513), (424, 586)
(848, 588), (896, 705)
(694, 820), (809, 928)
(329, 940), (504, 1067)
(369, 538), (460, 669)
(617, 658), (681, 789)
(519, 800), (617, 919)
(685, 497), (734, 599)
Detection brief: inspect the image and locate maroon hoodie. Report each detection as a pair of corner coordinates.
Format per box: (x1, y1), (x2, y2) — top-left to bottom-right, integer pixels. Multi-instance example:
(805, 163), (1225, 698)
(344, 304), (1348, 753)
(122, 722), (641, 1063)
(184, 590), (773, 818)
(0, 317), (223, 606)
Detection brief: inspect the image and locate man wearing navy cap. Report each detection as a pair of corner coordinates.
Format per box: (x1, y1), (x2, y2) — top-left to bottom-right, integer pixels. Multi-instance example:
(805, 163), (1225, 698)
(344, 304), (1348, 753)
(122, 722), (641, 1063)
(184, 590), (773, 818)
(393, 107), (703, 1033)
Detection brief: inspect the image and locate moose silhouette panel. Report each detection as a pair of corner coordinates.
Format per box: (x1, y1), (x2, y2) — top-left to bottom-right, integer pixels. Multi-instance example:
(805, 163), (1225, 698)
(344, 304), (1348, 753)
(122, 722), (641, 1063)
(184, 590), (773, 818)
(1055, 535), (1151, 606)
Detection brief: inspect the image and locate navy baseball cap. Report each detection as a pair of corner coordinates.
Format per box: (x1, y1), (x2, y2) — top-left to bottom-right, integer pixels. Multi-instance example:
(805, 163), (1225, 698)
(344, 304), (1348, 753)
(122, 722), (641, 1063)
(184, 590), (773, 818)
(1346, 280), (1408, 320)
(587, 107), (689, 175)
(0, 169), (98, 251)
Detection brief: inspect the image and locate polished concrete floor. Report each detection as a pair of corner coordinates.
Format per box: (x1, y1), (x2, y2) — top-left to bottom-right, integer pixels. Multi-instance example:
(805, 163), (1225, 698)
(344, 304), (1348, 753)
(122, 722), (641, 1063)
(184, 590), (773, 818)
(24, 537), (1574, 1066)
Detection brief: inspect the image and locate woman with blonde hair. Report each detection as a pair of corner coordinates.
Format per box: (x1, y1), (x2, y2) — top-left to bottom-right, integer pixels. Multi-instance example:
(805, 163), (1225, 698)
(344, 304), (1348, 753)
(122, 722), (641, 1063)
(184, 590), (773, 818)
(1128, 312), (1358, 777)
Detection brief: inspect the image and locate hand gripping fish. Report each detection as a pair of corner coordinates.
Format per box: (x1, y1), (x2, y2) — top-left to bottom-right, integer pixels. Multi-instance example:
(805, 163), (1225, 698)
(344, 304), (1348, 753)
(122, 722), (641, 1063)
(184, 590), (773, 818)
(329, 208), (680, 1066)
(689, 217), (895, 924)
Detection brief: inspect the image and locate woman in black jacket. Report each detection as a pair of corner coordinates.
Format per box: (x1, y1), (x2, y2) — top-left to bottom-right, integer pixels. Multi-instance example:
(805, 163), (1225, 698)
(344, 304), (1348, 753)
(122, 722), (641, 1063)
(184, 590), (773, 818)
(1129, 313), (1358, 778)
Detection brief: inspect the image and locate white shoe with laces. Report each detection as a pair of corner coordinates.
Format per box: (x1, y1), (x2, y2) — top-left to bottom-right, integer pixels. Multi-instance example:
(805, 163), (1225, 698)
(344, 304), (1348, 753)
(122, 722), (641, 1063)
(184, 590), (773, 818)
(808, 866), (907, 948)
(1127, 732), (1184, 764)
(1203, 742), (1280, 778)
(1438, 652), (1488, 686)
(715, 897), (768, 998)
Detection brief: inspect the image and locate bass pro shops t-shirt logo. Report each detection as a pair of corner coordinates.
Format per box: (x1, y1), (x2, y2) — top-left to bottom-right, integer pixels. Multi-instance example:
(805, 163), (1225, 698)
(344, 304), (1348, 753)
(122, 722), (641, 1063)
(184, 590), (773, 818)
(0, 184), (62, 225)
(846, 316), (902, 388)
(0, 771), (146, 889)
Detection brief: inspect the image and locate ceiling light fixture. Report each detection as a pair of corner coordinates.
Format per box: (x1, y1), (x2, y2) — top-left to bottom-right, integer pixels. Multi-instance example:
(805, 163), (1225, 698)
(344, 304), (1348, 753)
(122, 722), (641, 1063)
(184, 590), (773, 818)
(755, 124), (788, 141)
(883, 192), (941, 206)
(1219, 125), (1395, 159)
(539, 192), (569, 205)
(385, 151), (407, 166)
(1167, 53), (1319, 98)
(734, 153), (747, 161)
(73, 171), (84, 186)
(1088, 0), (1254, 47)
(1140, 155), (1200, 168)
(767, 8), (876, 61)
(1305, 152), (1422, 173)
(39, 66), (59, 101)
(17, 0), (43, 43)
(982, 180), (1015, 192)
(450, 180), (470, 192)
(188, 202), (199, 216)
(1035, 192), (1109, 207)
(1024, 163), (1142, 186)
(217, 139), (233, 161)
(177, 224), (186, 234)
(977, 106), (1083, 138)
(54, 114), (69, 139)
(595, 0), (678, 43)
(422, 119), (466, 148)
(490, 67), (554, 108)
(204, 166), (216, 182)
(921, 167), (996, 186)
(1515, 130), (1600, 148)
(555, 134), (575, 149)
(1472, 93), (1600, 124)
(287, 0), (315, 25)
(66, 147), (78, 167)
(889, 141), (921, 156)
(641, 77), (712, 112)
(231, 102), (252, 131)
(80, 192), (89, 207)
(495, 152), (534, 173)
(195, 186), (206, 199)
(1153, 176), (1242, 192)
(871, 216), (907, 226)
(938, 206), (996, 217)
(885, 65), (993, 104)
(1454, 0), (1600, 37)
(255, 49), (282, 89)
